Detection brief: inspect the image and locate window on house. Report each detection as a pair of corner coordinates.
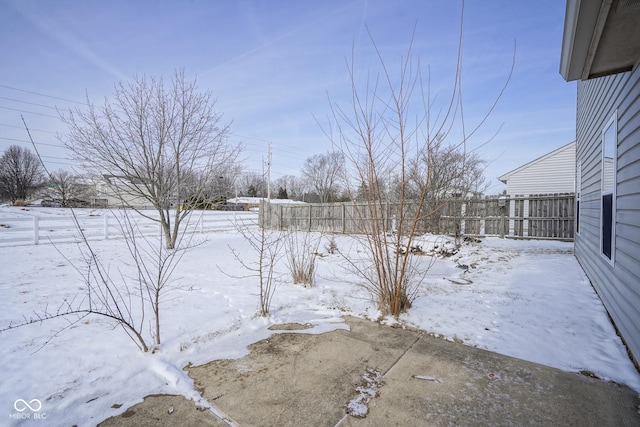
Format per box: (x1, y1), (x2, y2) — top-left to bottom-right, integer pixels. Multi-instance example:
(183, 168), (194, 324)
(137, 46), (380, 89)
(601, 113), (616, 261)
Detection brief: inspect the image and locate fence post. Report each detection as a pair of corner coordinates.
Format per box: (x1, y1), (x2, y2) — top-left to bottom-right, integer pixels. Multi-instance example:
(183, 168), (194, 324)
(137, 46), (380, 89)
(509, 197), (516, 237)
(33, 216), (39, 245)
(523, 198), (530, 237)
(200, 211), (204, 233)
(341, 204), (345, 234)
(259, 200), (264, 228)
(499, 196), (507, 238)
(104, 215), (109, 239)
(460, 201), (466, 235)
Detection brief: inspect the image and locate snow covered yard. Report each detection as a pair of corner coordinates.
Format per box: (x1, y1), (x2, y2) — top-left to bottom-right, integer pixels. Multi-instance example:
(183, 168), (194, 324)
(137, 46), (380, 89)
(403, 237), (638, 385)
(1, 207), (639, 426)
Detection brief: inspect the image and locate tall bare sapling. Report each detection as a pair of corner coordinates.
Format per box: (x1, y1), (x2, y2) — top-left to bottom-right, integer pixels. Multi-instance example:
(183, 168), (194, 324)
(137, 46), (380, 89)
(321, 18), (512, 316)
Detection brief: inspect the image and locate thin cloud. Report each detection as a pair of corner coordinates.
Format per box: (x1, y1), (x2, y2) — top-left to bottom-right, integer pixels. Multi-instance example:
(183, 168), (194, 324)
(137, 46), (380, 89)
(201, 2), (355, 77)
(8, 1), (129, 83)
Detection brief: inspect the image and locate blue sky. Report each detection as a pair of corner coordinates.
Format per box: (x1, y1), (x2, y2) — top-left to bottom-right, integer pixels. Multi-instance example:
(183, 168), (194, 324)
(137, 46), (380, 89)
(0, 0), (575, 194)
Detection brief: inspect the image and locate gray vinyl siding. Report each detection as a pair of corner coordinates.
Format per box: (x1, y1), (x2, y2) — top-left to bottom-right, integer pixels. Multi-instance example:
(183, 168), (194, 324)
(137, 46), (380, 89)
(575, 65), (640, 364)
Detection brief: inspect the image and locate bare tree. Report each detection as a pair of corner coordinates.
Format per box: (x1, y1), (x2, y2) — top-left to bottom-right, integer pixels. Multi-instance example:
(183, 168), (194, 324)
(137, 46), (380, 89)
(404, 141), (490, 235)
(273, 175), (306, 201)
(60, 69), (241, 249)
(0, 145), (45, 203)
(301, 151), (345, 203)
(321, 22), (512, 316)
(407, 141), (489, 200)
(44, 169), (94, 207)
(239, 172), (268, 198)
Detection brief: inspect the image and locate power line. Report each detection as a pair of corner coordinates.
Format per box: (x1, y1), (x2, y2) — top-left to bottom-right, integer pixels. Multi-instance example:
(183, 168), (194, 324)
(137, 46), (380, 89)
(0, 106), (59, 119)
(231, 139), (314, 162)
(235, 134), (320, 154)
(0, 96), (58, 110)
(239, 145), (306, 161)
(0, 136), (64, 149)
(40, 154), (71, 161)
(0, 84), (87, 106)
(38, 159), (75, 167)
(233, 132), (272, 143)
(0, 123), (58, 134)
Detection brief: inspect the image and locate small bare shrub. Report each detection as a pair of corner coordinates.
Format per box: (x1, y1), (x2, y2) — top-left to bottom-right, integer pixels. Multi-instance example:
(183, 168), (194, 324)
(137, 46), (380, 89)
(325, 236), (339, 255)
(285, 231), (321, 287)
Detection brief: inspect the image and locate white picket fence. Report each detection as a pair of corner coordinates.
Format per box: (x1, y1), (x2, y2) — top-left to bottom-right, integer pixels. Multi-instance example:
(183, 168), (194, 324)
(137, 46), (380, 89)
(0, 209), (258, 246)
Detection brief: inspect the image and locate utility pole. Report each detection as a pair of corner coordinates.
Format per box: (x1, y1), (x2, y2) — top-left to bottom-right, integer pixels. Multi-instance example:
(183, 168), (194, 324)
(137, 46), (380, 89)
(266, 142), (272, 201)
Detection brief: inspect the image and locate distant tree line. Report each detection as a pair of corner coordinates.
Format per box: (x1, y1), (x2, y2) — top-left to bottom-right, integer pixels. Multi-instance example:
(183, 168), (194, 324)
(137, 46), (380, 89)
(1, 141), (488, 207)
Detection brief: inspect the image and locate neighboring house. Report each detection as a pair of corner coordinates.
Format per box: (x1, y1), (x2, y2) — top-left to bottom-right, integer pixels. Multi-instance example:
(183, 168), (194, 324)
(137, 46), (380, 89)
(497, 142), (575, 237)
(560, 0), (640, 364)
(92, 175), (152, 209)
(498, 141), (576, 196)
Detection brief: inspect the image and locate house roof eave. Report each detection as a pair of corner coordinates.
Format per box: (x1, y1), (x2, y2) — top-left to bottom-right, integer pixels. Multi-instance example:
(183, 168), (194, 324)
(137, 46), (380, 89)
(560, 0), (605, 81)
(560, 0), (640, 82)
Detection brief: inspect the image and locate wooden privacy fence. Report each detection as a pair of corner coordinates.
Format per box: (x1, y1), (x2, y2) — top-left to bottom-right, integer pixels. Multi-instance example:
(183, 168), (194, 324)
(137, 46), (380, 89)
(260, 193), (575, 240)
